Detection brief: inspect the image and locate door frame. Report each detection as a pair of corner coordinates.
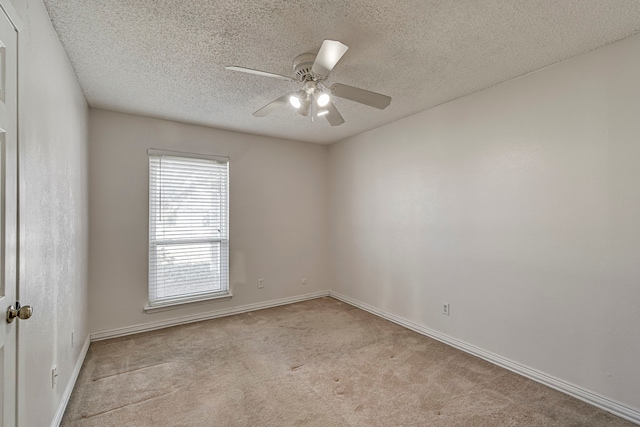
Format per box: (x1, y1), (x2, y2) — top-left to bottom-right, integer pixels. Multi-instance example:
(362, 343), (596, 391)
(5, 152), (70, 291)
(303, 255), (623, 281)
(0, 0), (22, 425)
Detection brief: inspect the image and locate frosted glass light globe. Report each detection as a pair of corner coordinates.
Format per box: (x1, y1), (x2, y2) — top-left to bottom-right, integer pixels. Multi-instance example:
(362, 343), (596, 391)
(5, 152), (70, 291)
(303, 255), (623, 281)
(317, 93), (330, 107)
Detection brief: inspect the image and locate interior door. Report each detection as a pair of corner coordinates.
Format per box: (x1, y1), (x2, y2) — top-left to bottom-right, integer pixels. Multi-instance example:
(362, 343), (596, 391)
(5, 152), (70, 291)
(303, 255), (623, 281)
(0, 4), (17, 427)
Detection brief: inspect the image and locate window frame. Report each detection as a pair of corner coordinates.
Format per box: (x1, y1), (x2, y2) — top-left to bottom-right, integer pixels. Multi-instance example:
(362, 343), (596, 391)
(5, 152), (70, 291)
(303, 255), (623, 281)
(145, 148), (230, 312)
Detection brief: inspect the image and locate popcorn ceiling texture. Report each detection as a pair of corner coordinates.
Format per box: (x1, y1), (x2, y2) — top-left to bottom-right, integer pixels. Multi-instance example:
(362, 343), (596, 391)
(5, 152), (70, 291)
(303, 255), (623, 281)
(43, 0), (640, 144)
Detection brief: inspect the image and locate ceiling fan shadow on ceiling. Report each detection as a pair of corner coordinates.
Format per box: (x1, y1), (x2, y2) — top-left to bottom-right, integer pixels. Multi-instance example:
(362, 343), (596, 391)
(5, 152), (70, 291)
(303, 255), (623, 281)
(225, 40), (391, 126)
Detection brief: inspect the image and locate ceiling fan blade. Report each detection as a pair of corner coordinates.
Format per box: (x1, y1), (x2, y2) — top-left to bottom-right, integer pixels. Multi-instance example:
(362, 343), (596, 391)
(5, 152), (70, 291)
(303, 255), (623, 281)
(226, 66), (295, 82)
(324, 101), (345, 126)
(311, 40), (348, 77)
(331, 83), (391, 109)
(253, 94), (290, 117)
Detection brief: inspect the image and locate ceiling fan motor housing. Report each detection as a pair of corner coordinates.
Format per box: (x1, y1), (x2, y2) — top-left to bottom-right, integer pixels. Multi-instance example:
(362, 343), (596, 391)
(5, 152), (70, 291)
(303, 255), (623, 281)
(293, 53), (321, 81)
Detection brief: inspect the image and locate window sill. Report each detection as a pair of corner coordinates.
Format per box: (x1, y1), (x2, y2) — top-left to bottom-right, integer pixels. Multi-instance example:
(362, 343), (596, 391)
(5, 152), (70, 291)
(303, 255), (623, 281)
(144, 292), (232, 313)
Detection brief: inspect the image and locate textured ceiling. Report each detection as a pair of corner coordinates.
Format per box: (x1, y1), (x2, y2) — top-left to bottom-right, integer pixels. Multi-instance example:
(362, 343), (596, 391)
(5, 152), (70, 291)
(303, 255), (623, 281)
(43, 0), (640, 144)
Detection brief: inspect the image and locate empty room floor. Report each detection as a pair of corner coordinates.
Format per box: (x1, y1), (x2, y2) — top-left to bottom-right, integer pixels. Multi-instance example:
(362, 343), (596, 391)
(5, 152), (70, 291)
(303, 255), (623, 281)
(61, 297), (633, 426)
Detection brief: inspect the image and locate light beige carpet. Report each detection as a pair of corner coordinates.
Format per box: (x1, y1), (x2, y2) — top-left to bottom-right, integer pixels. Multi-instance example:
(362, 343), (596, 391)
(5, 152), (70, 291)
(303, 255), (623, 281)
(62, 297), (634, 426)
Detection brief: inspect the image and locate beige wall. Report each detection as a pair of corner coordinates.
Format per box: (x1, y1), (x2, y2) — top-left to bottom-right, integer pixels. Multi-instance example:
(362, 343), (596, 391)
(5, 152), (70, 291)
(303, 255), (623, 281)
(11, 0), (90, 425)
(329, 33), (640, 410)
(88, 109), (329, 333)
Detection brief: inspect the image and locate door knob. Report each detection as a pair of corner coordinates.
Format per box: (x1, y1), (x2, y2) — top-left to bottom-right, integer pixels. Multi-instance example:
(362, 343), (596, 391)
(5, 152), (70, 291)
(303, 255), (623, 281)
(6, 302), (33, 323)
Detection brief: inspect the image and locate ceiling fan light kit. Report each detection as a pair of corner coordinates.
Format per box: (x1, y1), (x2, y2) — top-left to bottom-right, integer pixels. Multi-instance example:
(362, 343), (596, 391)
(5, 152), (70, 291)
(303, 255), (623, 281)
(317, 93), (330, 107)
(289, 93), (302, 109)
(226, 40), (392, 126)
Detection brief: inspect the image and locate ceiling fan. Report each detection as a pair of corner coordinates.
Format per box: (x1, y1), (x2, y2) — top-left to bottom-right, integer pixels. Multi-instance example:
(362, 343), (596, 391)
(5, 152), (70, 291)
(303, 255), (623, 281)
(225, 40), (391, 126)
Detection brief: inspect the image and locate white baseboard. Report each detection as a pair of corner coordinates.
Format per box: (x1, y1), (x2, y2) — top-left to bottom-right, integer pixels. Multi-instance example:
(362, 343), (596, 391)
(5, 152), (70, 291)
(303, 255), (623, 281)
(86, 289), (639, 424)
(329, 291), (640, 425)
(91, 291), (330, 341)
(50, 334), (91, 427)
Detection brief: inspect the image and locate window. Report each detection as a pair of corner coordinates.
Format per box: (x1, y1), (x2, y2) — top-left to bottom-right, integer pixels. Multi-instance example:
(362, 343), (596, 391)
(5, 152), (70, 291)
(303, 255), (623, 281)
(147, 149), (229, 309)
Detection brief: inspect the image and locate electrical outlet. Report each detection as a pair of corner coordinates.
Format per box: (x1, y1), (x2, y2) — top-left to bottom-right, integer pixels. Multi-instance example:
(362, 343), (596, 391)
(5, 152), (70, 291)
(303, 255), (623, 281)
(442, 302), (450, 316)
(301, 278), (308, 285)
(52, 365), (58, 388)
(258, 278), (264, 289)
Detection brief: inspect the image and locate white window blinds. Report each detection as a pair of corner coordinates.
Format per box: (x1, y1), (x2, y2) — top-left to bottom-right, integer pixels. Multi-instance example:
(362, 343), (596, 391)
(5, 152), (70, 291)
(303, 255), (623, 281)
(148, 150), (229, 307)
